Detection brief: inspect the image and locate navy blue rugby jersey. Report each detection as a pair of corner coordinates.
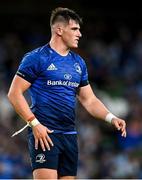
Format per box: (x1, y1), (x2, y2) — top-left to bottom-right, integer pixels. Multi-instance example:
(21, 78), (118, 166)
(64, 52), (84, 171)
(17, 44), (89, 133)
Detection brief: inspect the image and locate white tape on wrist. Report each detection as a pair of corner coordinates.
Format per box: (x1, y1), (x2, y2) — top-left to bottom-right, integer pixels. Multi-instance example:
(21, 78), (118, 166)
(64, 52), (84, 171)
(105, 113), (116, 124)
(29, 118), (40, 127)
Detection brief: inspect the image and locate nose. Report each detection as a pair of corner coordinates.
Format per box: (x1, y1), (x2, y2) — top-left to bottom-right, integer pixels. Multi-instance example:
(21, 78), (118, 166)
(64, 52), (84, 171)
(78, 30), (82, 37)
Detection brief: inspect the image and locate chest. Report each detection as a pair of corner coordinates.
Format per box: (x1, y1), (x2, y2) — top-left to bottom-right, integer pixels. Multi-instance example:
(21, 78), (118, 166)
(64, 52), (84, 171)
(41, 60), (82, 83)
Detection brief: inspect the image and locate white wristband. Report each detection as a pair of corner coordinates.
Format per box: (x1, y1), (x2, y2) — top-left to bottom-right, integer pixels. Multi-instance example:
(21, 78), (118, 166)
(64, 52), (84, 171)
(29, 118), (40, 127)
(105, 113), (116, 124)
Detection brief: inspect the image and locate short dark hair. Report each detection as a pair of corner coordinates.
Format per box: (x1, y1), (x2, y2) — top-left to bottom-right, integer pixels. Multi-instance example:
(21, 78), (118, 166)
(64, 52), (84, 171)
(50, 7), (82, 26)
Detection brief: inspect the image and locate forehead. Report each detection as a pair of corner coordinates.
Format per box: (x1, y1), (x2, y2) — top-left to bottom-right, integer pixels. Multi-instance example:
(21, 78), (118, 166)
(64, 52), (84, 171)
(67, 19), (80, 28)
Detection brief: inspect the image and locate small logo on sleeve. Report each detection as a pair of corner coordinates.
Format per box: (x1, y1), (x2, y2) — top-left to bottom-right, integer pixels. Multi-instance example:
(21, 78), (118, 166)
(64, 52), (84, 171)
(17, 71), (25, 77)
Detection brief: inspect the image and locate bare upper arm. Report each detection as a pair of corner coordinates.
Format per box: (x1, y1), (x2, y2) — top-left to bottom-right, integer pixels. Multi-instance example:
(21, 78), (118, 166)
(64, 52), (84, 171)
(8, 75), (31, 95)
(77, 84), (97, 106)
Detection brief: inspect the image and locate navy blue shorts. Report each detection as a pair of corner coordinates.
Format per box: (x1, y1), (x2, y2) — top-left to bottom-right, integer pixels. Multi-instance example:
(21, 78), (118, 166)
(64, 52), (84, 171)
(28, 133), (78, 176)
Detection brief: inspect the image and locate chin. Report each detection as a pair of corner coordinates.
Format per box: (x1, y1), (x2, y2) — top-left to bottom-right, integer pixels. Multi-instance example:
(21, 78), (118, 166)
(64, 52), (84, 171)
(69, 43), (78, 49)
(72, 44), (78, 48)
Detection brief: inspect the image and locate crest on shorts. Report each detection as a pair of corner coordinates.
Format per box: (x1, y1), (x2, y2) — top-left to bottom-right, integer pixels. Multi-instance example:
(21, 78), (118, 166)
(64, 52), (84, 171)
(74, 63), (82, 74)
(35, 153), (46, 163)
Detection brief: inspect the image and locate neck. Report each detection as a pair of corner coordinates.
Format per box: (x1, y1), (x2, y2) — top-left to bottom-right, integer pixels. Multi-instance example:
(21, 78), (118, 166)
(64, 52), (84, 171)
(49, 36), (69, 56)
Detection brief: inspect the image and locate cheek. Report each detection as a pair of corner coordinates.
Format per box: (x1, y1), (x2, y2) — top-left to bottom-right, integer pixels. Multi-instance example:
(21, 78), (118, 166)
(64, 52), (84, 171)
(63, 33), (73, 43)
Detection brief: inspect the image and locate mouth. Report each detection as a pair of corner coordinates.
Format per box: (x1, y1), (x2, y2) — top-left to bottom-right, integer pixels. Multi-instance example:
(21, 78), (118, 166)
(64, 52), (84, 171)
(75, 39), (79, 43)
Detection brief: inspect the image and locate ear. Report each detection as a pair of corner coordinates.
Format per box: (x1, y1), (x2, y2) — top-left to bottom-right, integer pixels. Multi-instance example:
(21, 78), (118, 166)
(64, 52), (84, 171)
(56, 25), (63, 36)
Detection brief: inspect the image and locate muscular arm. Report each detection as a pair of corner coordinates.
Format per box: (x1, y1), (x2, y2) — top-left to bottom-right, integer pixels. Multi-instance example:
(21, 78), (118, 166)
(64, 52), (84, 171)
(77, 84), (126, 137)
(7, 75), (34, 122)
(77, 84), (109, 120)
(8, 75), (54, 150)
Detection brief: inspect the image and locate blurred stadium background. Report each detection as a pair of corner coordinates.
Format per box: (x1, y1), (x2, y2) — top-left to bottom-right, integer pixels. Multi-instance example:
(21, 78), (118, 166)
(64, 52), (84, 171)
(1, 0), (142, 179)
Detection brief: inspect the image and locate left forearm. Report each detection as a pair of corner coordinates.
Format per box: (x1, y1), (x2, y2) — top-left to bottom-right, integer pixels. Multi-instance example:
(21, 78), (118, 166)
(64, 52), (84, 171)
(78, 85), (126, 137)
(81, 96), (110, 121)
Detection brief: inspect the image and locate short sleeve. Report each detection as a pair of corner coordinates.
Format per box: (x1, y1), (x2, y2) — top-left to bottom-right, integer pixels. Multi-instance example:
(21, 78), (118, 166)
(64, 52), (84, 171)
(79, 59), (89, 87)
(16, 53), (41, 83)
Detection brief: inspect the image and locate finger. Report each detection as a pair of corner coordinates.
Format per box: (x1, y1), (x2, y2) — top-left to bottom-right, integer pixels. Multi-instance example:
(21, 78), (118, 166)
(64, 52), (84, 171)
(47, 128), (54, 133)
(46, 135), (54, 147)
(35, 138), (39, 150)
(120, 122), (126, 132)
(121, 127), (126, 133)
(121, 130), (127, 137)
(114, 121), (121, 130)
(39, 138), (46, 151)
(121, 128), (126, 136)
(43, 137), (50, 151)
(121, 132), (126, 137)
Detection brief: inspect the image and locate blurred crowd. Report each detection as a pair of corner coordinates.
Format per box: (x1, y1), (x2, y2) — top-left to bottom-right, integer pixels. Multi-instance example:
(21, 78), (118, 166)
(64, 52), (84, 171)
(1, 13), (142, 179)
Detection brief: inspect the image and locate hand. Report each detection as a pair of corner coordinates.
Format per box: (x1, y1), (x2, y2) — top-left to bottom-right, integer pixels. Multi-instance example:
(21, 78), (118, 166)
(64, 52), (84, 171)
(111, 118), (126, 137)
(32, 123), (54, 151)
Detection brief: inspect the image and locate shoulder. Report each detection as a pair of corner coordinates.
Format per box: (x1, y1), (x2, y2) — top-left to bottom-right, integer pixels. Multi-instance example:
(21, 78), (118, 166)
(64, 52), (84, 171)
(70, 50), (86, 68)
(24, 44), (50, 59)
(21, 44), (50, 65)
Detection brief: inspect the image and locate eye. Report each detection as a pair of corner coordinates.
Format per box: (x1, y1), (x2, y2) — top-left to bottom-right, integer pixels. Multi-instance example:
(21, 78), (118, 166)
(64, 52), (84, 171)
(71, 27), (79, 31)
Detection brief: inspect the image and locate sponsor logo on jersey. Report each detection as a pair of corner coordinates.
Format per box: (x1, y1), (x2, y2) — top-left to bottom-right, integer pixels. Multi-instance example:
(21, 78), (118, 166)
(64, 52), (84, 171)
(35, 154), (46, 163)
(74, 63), (82, 74)
(47, 63), (57, 70)
(64, 74), (72, 80)
(47, 80), (79, 87)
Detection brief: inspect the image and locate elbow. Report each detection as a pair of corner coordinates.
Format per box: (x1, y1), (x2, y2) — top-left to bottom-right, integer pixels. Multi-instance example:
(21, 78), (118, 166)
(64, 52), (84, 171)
(7, 88), (22, 103)
(7, 89), (16, 103)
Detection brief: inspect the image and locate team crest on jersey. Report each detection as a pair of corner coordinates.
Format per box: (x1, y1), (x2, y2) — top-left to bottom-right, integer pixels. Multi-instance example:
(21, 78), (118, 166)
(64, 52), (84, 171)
(35, 154), (46, 163)
(74, 63), (82, 74)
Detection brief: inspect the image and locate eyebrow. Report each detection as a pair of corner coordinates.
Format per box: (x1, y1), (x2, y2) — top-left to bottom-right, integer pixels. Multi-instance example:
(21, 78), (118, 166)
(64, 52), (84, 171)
(71, 27), (80, 30)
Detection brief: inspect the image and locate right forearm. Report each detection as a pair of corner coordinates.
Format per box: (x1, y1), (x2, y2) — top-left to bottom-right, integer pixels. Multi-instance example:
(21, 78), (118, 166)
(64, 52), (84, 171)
(8, 92), (34, 122)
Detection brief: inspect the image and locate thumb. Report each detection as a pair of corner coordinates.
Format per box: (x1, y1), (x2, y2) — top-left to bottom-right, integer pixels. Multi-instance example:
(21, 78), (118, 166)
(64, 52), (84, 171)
(46, 128), (54, 133)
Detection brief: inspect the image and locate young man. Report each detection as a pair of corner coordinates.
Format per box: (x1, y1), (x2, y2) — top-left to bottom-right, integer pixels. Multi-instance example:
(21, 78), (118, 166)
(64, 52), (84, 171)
(8, 7), (126, 179)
